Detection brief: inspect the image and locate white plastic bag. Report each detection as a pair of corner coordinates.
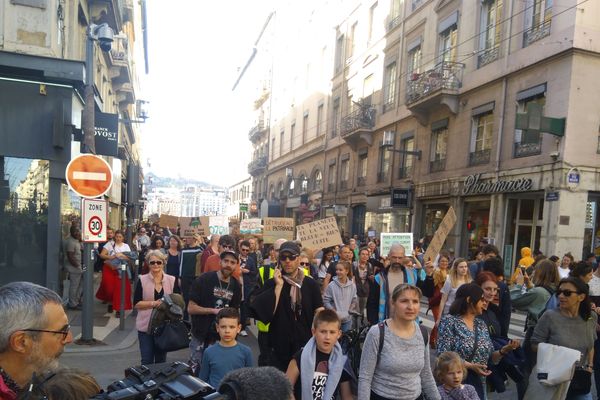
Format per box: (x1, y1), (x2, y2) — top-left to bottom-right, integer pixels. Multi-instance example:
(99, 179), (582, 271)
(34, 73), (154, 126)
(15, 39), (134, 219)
(536, 342), (581, 386)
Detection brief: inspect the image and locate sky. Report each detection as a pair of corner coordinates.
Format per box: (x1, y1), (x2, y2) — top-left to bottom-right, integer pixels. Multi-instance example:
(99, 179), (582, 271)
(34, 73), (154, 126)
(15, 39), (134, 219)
(139, 1), (275, 187)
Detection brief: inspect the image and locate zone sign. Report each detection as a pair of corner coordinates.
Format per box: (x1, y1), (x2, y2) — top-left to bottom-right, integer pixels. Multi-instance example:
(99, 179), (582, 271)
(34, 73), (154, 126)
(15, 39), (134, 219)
(82, 199), (108, 243)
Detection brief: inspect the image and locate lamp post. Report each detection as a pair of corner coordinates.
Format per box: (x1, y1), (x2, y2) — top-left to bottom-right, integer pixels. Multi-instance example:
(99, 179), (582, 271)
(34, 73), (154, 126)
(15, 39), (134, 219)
(79, 22), (115, 344)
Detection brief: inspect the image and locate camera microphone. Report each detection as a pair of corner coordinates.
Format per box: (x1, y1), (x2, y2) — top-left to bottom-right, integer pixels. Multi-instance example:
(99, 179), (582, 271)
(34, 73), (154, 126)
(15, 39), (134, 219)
(210, 366), (293, 400)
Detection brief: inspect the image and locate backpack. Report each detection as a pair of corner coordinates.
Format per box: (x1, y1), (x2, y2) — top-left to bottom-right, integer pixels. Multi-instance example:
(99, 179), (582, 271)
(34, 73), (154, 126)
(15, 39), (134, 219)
(537, 286), (559, 320)
(376, 322), (429, 366)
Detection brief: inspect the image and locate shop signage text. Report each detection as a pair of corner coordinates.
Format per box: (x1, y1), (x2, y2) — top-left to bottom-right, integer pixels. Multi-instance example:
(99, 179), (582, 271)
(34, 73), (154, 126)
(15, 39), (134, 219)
(462, 174), (533, 196)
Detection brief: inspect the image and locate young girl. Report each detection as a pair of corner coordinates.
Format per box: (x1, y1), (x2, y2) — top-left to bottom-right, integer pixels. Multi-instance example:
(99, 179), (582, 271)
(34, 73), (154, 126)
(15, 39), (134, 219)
(317, 248), (334, 289)
(436, 258), (472, 325)
(323, 260), (358, 332)
(435, 351), (479, 400)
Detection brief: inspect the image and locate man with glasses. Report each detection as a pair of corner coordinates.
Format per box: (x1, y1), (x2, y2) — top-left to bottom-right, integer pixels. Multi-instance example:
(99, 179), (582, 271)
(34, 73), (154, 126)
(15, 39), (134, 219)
(250, 241), (323, 371)
(238, 240), (257, 337)
(0, 282), (72, 399)
(188, 249), (242, 375)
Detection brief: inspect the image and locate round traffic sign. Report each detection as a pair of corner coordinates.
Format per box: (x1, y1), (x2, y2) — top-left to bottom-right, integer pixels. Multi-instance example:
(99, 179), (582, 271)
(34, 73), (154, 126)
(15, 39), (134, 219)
(66, 154), (113, 198)
(88, 216), (103, 236)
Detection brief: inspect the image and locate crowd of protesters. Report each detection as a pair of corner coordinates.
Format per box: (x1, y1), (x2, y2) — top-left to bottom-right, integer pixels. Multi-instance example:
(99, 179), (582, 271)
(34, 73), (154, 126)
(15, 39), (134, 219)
(44, 219), (600, 399)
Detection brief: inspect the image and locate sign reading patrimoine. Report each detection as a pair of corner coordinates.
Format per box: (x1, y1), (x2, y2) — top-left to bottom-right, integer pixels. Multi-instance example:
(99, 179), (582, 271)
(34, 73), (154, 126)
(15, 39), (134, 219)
(462, 174), (534, 195)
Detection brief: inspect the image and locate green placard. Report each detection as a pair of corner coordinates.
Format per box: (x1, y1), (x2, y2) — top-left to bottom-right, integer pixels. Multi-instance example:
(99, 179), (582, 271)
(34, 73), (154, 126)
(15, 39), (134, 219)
(239, 203), (248, 212)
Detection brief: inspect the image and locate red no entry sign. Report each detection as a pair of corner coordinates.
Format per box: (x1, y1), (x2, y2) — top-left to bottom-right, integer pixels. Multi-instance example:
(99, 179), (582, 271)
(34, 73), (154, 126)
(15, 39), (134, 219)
(66, 154), (113, 199)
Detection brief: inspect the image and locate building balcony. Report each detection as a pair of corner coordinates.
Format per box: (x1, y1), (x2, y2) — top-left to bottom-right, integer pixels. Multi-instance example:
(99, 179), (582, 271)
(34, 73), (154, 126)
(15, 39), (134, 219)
(340, 104), (376, 148)
(247, 155), (268, 176)
(248, 121), (268, 143)
(115, 82), (135, 105)
(514, 142), (542, 158)
(469, 149), (491, 166)
(430, 158), (446, 173)
(108, 35), (132, 85)
(523, 20), (551, 48)
(478, 46), (500, 68)
(405, 61), (464, 125)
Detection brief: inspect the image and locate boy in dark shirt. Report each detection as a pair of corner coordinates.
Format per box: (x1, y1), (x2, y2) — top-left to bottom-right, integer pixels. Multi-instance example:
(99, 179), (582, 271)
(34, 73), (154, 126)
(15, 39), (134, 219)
(285, 309), (353, 400)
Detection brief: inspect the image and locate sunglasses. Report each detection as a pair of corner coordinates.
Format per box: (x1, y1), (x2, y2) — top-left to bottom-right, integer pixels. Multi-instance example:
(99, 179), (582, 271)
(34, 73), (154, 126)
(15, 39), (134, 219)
(557, 289), (581, 297)
(149, 260), (163, 266)
(299, 262), (309, 266)
(279, 254), (298, 261)
(240, 248), (250, 252)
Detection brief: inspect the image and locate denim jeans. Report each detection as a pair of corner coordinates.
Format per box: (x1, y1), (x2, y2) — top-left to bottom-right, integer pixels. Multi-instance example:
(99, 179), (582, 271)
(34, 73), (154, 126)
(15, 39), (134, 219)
(566, 393), (592, 400)
(138, 331), (166, 365)
(341, 319), (352, 333)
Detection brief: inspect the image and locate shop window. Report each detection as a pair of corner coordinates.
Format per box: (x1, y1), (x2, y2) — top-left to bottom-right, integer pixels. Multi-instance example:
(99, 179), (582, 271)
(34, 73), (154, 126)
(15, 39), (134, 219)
(514, 88), (545, 158)
(0, 157), (50, 285)
(464, 201), (490, 259)
(423, 204), (449, 237)
(469, 111), (493, 166)
(504, 197), (544, 269)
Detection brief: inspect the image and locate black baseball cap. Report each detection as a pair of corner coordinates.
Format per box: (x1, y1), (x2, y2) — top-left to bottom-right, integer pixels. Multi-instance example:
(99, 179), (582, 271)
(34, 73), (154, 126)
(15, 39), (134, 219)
(220, 250), (238, 261)
(279, 241), (301, 256)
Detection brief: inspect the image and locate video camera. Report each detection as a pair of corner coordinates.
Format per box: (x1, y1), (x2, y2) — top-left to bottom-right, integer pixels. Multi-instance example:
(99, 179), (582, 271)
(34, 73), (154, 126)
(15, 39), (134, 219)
(91, 362), (227, 399)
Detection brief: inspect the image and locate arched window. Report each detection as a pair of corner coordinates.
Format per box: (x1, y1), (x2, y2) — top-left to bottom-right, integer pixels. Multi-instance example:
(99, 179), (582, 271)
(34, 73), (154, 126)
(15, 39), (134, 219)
(288, 180), (295, 196)
(278, 181), (284, 198)
(300, 175), (308, 194)
(313, 170), (322, 191)
(269, 184), (275, 200)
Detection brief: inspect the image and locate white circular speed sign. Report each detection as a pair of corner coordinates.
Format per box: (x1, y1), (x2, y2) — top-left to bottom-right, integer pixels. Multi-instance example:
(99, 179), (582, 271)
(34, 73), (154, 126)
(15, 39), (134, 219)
(82, 199), (108, 243)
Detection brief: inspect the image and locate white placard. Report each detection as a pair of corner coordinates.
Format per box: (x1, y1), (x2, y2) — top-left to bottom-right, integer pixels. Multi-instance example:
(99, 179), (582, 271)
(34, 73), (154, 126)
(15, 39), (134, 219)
(380, 232), (413, 257)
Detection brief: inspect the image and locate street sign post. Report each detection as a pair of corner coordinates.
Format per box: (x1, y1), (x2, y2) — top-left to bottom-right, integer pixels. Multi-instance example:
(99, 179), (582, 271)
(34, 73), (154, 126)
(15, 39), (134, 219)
(82, 199), (108, 242)
(66, 154), (113, 198)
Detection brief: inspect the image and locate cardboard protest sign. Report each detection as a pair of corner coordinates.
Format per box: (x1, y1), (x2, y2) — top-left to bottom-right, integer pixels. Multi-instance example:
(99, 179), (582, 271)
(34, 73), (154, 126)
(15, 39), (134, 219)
(159, 214), (179, 228)
(209, 216), (229, 235)
(423, 206), (457, 262)
(240, 218), (262, 235)
(179, 216), (209, 238)
(263, 218), (294, 243)
(296, 217), (343, 249)
(380, 233), (413, 256)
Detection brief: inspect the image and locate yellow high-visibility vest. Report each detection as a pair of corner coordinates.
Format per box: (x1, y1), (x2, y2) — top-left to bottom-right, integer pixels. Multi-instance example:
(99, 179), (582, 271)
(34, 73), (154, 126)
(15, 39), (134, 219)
(255, 265), (310, 333)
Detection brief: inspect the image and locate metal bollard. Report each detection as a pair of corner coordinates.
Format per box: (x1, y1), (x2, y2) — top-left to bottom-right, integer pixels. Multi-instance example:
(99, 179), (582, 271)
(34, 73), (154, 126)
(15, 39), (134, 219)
(120, 262), (126, 330)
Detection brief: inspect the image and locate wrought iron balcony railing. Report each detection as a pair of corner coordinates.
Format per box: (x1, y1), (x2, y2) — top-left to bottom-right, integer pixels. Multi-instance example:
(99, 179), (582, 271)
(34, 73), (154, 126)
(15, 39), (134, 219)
(523, 20), (551, 48)
(406, 61), (464, 105)
(469, 149), (491, 166)
(430, 158), (446, 173)
(341, 105), (376, 137)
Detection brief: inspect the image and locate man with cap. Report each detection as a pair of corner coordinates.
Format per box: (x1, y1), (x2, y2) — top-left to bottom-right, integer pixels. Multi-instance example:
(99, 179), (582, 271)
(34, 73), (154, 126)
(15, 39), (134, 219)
(187, 248), (242, 375)
(251, 241), (324, 371)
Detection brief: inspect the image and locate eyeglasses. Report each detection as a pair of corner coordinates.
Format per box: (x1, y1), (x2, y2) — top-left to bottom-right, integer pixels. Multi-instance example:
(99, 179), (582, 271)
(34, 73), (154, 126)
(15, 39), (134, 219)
(149, 260), (163, 266)
(22, 324), (71, 341)
(240, 248), (250, 252)
(279, 254), (298, 261)
(557, 289), (581, 297)
(299, 262), (309, 266)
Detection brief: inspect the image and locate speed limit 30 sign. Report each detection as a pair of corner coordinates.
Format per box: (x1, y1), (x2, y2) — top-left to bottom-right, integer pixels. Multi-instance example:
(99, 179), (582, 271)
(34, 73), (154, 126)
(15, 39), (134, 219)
(82, 199), (108, 243)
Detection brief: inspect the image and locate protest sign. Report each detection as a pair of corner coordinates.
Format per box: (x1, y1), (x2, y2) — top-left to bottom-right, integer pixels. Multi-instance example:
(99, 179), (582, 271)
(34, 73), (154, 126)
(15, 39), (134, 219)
(209, 216), (229, 235)
(296, 217), (343, 249)
(423, 206), (457, 262)
(179, 216), (209, 238)
(159, 214), (179, 229)
(380, 233), (413, 256)
(263, 217), (294, 243)
(240, 218), (262, 235)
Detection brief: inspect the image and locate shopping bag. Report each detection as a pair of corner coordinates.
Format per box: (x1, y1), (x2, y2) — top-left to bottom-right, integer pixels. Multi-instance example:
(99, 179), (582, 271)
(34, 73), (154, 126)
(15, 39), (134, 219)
(536, 343), (581, 386)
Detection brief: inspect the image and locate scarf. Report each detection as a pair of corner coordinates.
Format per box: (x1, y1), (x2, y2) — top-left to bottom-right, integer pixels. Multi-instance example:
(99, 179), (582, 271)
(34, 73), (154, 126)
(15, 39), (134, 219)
(283, 268), (305, 313)
(0, 368), (18, 400)
(300, 337), (346, 400)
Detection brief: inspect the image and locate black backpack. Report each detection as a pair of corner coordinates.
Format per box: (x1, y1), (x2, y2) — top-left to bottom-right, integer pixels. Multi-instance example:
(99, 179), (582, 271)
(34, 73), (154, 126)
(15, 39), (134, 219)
(376, 322), (429, 366)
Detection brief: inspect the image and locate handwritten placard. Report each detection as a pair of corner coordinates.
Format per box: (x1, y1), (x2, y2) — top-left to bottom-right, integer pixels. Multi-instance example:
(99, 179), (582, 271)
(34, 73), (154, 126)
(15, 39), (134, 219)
(209, 216), (229, 235)
(423, 206), (457, 262)
(240, 218), (262, 235)
(296, 217), (343, 249)
(263, 218), (295, 243)
(159, 214), (179, 229)
(380, 233), (413, 257)
(179, 216), (209, 238)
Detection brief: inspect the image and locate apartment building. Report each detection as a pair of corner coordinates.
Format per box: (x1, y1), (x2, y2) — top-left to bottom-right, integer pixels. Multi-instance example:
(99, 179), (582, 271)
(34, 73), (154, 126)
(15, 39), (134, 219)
(247, 0), (600, 266)
(0, 0), (146, 289)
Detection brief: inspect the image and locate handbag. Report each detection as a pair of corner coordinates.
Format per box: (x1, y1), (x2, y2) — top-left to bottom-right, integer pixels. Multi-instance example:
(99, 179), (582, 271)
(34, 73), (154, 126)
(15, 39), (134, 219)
(536, 343), (581, 386)
(152, 319), (191, 352)
(567, 367), (592, 396)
